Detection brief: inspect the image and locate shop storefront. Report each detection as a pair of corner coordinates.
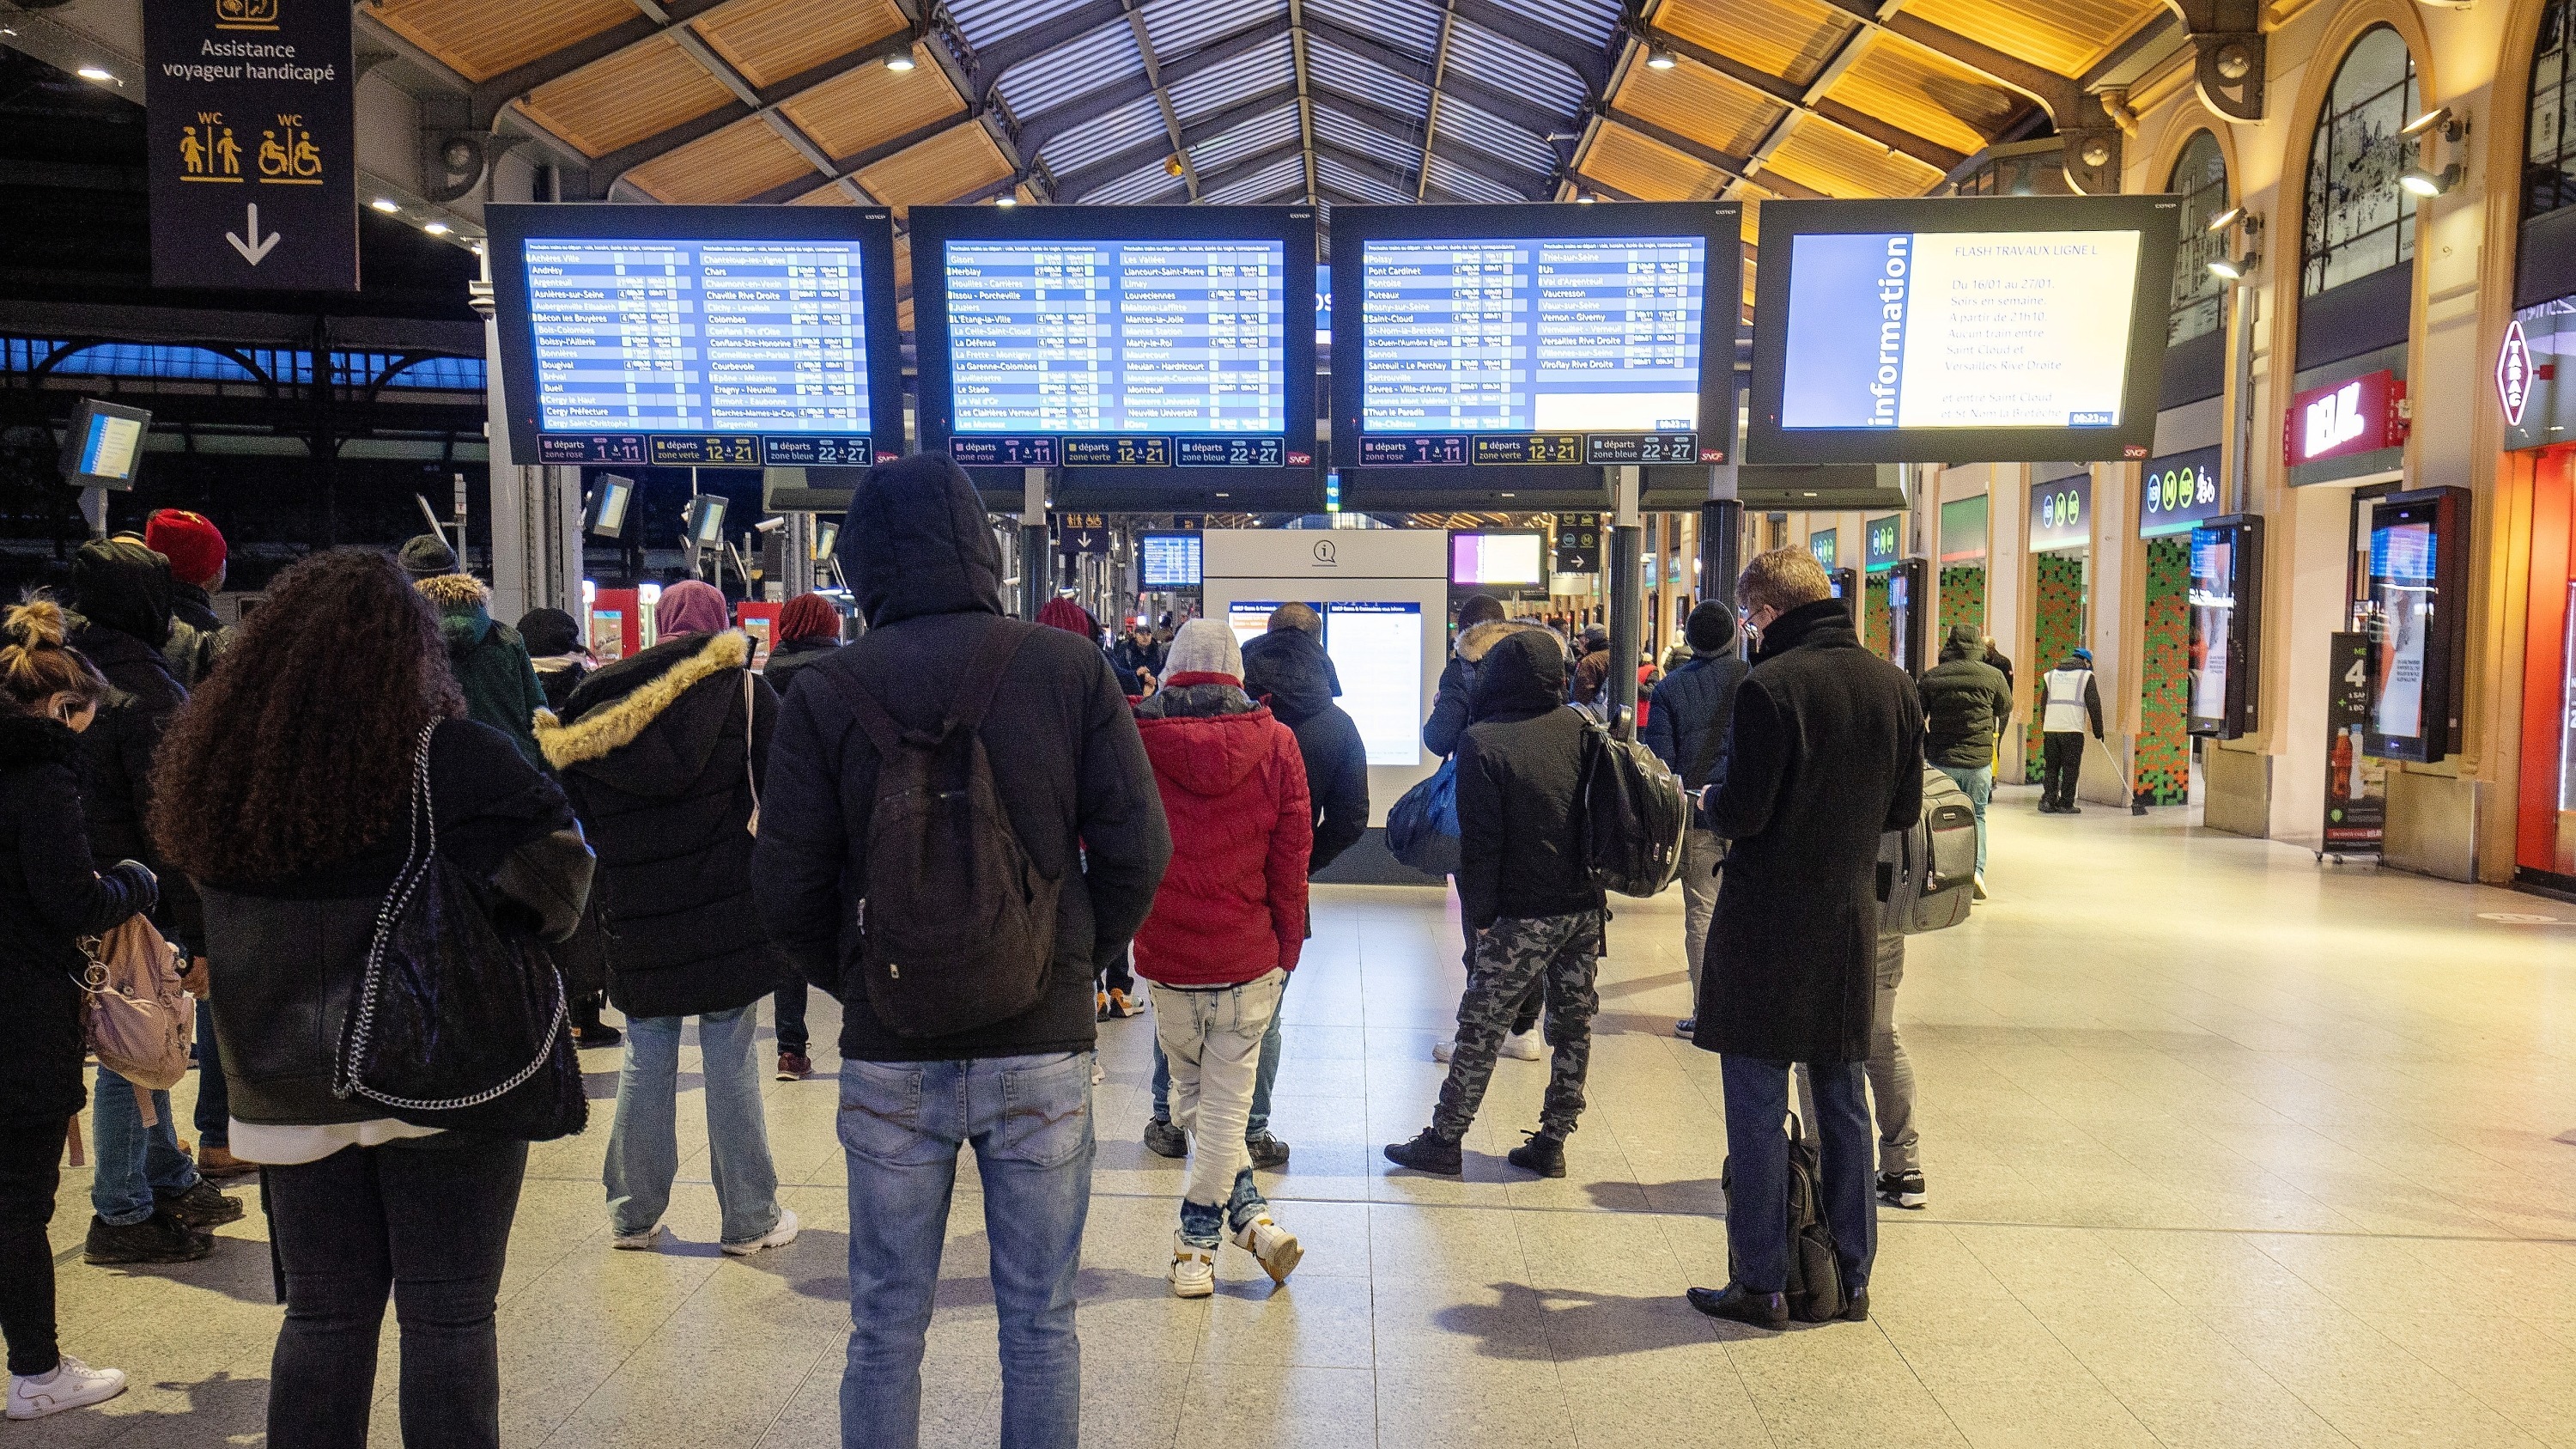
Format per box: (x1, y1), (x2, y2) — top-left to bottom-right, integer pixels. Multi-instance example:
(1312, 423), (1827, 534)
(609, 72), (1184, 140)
(2509, 292), (2576, 895)
(2025, 468), (2092, 779)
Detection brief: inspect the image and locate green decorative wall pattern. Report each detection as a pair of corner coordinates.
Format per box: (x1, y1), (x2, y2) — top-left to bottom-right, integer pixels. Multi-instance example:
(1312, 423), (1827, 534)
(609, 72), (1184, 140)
(2026, 551), (2087, 782)
(2136, 537), (2190, 806)
(1939, 565), (1986, 642)
(1863, 575), (1893, 661)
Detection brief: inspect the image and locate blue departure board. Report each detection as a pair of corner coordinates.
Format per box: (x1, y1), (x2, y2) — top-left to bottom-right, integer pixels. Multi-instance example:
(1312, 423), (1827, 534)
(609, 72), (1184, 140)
(519, 239), (881, 466)
(1355, 236), (1708, 466)
(942, 240), (1289, 469)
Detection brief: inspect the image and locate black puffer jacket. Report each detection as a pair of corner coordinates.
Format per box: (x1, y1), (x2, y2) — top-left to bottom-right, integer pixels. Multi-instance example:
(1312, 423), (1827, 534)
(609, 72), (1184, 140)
(198, 719), (586, 1127)
(0, 713), (156, 1124)
(1919, 646), (2014, 769)
(1643, 648), (1750, 796)
(1455, 629), (1601, 934)
(761, 636), (841, 700)
(1242, 628), (1368, 874)
(1700, 599), (1923, 1064)
(754, 453), (1172, 1063)
(69, 539), (202, 953)
(537, 630), (787, 1020)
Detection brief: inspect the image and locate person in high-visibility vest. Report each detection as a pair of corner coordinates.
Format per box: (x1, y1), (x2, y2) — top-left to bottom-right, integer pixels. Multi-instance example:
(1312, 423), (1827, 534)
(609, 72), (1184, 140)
(2038, 647), (2104, 813)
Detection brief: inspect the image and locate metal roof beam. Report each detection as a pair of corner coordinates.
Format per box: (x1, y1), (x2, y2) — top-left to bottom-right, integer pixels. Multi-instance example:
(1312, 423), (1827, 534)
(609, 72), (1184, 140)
(1122, 0), (1201, 199)
(1015, 16), (1291, 158)
(1290, 0), (1317, 202)
(1053, 85), (1303, 201)
(1309, 87), (1547, 195)
(1631, 22), (1971, 178)
(1856, 7), (2124, 192)
(1190, 138), (1313, 199)
(965, 0), (1132, 100)
(1596, 107), (1826, 198)
(1447, 0), (1613, 92)
(570, 27), (920, 187)
(467, 0), (728, 125)
(1413, 1), (1459, 201)
(2156, 1), (2263, 121)
(1298, 13), (1566, 139)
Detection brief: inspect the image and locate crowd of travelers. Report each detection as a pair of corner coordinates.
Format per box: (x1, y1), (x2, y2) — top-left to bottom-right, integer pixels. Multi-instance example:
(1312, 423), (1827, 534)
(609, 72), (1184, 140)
(0, 461), (2055, 1445)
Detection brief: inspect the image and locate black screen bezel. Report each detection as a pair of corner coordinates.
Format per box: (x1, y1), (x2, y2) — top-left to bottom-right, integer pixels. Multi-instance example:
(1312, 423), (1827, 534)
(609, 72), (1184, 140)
(2362, 487), (2468, 763)
(1327, 200), (1743, 507)
(484, 203), (908, 468)
(910, 204), (1320, 511)
(1137, 530), (1206, 590)
(1745, 194), (2181, 466)
(2186, 513), (2263, 740)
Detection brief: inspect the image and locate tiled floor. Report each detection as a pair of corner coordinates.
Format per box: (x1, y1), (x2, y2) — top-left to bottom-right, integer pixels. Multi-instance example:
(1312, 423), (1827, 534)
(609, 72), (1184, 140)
(27, 782), (2576, 1446)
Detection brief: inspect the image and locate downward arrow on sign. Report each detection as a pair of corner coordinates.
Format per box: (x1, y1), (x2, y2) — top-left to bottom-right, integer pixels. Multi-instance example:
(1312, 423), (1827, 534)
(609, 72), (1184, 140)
(227, 203), (280, 265)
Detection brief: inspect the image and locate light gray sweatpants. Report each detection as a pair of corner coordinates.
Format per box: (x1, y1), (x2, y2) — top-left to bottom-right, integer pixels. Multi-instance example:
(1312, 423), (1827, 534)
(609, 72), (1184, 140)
(1795, 935), (1918, 1175)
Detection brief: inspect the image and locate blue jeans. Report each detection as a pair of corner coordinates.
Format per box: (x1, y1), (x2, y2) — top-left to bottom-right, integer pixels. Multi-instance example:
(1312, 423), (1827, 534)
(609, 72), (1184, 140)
(603, 1006), (782, 1247)
(1935, 762), (1994, 879)
(836, 1052), (1094, 1449)
(1719, 1055), (1876, 1295)
(774, 981), (809, 1057)
(90, 1068), (198, 1226)
(1150, 976), (1285, 1139)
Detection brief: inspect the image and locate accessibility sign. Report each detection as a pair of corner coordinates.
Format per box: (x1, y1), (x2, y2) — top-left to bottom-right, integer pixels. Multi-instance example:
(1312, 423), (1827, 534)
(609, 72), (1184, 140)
(144, 0), (356, 291)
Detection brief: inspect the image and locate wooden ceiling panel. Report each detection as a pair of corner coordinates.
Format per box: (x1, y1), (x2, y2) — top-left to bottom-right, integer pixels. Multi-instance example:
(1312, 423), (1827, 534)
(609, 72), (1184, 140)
(1654, 0), (1856, 89)
(1899, 0), (2164, 80)
(854, 124), (1012, 207)
(695, 0), (908, 89)
(372, 0), (638, 84)
(1610, 58), (1783, 159)
(625, 116), (817, 203)
(1582, 124), (1731, 202)
(788, 182), (854, 204)
(779, 44), (964, 161)
(1820, 33), (2020, 158)
(518, 34), (734, 158)
(1759, 115), (1947, 198)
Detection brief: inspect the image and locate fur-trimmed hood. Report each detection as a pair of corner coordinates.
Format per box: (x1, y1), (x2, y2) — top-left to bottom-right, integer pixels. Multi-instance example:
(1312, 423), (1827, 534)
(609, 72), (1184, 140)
(534, 630), (750, 791)
(1457, 618), (1558, 665)
(415, 572), (489, 612)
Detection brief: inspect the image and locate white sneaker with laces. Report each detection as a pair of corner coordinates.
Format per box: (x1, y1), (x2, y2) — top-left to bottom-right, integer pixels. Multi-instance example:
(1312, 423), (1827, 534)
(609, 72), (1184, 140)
(722, 1207), (799, 1257)
(8, 1356), (127, 1420)
(610, 1223), (661, 1251)
(1431, 1038), (1455, 1063)
(1170, 1232), (1216, 1298)
(1500, 1029), (1546, 1061)
(1230, 1215), (1303, 1286)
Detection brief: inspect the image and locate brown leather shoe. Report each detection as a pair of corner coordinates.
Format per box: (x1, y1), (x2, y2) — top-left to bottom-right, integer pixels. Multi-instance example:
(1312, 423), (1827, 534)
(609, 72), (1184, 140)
(195, 1146), (257, 1181)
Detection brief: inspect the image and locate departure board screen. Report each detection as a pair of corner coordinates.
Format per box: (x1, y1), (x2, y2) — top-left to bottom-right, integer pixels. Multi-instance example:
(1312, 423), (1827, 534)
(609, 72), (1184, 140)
(1354, 235), (1709, 466)
(486, 204), (907, 470)
(940, 240), (1290, 469)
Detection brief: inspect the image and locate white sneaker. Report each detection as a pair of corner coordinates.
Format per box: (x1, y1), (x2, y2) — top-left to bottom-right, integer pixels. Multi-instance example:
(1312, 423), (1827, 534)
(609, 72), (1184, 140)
(8, 1356), (127, 1420)
(1432, 1038), (1456, 1063)
(1170, 1232), (1217, 1298)
(722, 1207), (799, 1257)
(610, 1223), (661, 1251)
(1230, 1215), (1303, 1286)
(1501, 1029), (1546, 1061)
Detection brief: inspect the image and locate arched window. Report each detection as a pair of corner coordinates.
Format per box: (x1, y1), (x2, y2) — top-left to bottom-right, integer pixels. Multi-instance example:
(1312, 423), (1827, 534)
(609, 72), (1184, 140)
(2168, 131), (2230, 345)
(2533, 0), (2574, 216)
(2301, 26), (2420, 297)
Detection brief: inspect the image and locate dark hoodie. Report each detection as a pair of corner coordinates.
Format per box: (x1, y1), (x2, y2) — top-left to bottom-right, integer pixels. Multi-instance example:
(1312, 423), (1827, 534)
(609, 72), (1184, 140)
(536, 629), (786, 1020)
(69, 539), (201, 951)
(752, 454), (1171, 1062)
(1642, 616), (1750, 797)
(1240, 627), (1368, 873)
(1455, 629), (1601, 933)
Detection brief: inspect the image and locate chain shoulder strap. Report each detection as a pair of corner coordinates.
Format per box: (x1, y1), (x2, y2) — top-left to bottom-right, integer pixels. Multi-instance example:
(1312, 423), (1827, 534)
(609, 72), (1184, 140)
(330, 721), (438, 1103)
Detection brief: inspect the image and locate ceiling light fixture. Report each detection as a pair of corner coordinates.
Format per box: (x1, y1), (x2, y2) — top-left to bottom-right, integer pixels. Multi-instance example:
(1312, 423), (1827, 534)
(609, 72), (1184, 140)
(2398, 163), (2461, 198)
(2205, 205), (2243, 234)
(995, 196), (1016, 207)
(371, 198), (400, 213)
(2400, 107), (2461, 140)
(76, 65), (115, 82)
(423, 220), (451, 235)
(1645, 48), (1677, 70)
(884, 51), (916, 72)
(2207, 251), (2257, 281)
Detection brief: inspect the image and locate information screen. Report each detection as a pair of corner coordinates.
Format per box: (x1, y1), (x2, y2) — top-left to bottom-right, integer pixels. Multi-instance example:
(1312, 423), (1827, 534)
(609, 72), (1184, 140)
(78, 411), (144, 481)
(1747, 196), (2177, 465)
(1322, 602), (1424, 766)
(2189, 528), (2238, 729)
(486, 204), (906, 469)
(2368, 519), (2435, 740)
(1449, 532), (1545, 587)
(1139, 532), (1204, 590)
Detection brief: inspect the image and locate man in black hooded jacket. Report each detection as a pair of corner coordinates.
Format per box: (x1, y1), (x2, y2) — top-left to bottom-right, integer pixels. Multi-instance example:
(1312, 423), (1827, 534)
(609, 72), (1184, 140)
(1641, 600), (1748, 1038)
(753, 454), (1170, 1449)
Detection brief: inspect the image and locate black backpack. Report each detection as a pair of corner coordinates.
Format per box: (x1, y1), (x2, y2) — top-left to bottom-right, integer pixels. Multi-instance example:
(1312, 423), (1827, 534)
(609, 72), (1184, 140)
(822, 621), (1063, 1038)
(1879, 764), (1979, 935)
(1576, 718), (1690, 898)
(1720, 1113), (1847, 1324)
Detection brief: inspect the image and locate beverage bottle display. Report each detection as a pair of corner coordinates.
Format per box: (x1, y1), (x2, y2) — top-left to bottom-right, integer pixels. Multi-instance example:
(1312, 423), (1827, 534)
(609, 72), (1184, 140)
(2330, 728), (2355, 801)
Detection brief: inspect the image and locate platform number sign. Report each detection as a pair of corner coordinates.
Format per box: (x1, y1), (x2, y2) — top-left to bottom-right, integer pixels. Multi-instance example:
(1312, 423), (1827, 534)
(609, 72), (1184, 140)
(144, 0), (358, 290)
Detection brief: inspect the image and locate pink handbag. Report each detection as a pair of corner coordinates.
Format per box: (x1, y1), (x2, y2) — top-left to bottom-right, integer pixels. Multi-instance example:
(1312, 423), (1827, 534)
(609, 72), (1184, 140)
(76, 916), (196, 1127)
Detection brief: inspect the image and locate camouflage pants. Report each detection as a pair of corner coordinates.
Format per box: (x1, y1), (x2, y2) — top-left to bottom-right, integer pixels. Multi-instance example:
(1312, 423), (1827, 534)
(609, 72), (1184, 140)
(1432, 910), (1606, 1142)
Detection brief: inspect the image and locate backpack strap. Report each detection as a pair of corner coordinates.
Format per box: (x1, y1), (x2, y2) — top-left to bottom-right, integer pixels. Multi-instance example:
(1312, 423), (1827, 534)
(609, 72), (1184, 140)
(944, 619), (1033, 735)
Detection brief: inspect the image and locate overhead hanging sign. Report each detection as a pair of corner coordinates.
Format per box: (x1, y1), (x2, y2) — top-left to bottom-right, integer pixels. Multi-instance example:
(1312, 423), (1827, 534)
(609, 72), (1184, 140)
(1552, 512), (1601, 575)
(144, 0), (358, 291)
(1863, 514), (1902, 573)
(2139, 444), (2223, 538)
(2028, 472), (2091, 552)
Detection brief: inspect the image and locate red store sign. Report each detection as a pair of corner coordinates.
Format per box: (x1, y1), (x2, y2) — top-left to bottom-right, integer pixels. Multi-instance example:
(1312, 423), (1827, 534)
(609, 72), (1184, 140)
(2284, 368), (2409, 466)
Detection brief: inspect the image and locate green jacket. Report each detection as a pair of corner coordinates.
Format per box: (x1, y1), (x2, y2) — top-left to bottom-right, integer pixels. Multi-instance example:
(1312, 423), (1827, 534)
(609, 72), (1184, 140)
(436, 598), (550, 773)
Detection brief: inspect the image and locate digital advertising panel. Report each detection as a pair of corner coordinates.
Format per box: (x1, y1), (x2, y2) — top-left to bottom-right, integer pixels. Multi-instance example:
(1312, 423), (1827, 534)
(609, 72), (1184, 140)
(1329, 201), (1742, 508)
(2187, 515), (2263, 740)
(912, 204), (1320, 510)
(1746, 195), (2178, 464)
(1449, 532), (1546, 588)
(2364, 487), (2470, 763)
(485, 204), (907, 469)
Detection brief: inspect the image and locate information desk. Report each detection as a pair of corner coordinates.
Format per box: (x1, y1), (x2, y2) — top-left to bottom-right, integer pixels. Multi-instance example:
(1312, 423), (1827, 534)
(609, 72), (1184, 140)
(485, 204), (908, 470)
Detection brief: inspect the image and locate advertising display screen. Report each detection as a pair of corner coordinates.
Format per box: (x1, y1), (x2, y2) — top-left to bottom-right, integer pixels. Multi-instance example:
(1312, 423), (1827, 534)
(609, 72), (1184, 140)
(1747, 196), (2178, 464)
(1139, 531), (1204, 589)
(1449, 532), (1545, 587)
(1322, 601), (1425, 767)
(1329, 202), (1742, 502)
(485, 204), (907, 468)
(912, 205), (1319, 508)
(2188, 515), (2263, 740)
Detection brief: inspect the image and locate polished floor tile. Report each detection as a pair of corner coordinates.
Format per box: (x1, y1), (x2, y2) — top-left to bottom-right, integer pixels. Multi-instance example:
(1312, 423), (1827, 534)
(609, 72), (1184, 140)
(26, 787), (2576, 1446)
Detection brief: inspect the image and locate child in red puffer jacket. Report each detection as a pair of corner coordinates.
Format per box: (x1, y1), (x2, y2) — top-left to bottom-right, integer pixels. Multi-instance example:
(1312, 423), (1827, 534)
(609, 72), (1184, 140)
(1130, 618), (1312, 1299)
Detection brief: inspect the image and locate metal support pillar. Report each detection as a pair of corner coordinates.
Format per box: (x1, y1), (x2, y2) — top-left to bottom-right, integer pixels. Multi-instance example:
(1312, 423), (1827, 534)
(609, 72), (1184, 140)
(781, 513), (817, 598)
(1019, 466), (1049, 621)
(2224, 278), (2258, 515)
(1608, 465), (1643, 731)
(1701, 462), (1742, 642)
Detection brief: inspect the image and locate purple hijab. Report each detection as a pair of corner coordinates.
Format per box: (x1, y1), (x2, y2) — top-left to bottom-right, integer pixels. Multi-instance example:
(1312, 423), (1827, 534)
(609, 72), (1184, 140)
(654, 580), (731, 639)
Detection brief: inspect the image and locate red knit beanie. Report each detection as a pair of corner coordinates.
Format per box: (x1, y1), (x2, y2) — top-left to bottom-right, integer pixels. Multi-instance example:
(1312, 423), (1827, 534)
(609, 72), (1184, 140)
(144, 509), (227, 588)
(777, 592), (841, 643)
(1036, 597), (1097, 638)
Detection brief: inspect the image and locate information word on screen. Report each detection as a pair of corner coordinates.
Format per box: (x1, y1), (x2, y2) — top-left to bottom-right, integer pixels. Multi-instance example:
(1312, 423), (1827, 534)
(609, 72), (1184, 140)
(1451, 533), (1543, 587)
(1778, 230), (2142, 430)
(1357, 236), (1709, 466)
(520, 239), (880, 467)
(1139, 533), (1203, 590)
(944, 240), (1289, 470)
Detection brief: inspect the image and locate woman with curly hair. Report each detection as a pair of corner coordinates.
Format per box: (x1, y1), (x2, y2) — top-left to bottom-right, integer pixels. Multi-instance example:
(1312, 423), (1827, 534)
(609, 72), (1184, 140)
(0, 599), (155, 1422)
(150, 549), (592, 1449)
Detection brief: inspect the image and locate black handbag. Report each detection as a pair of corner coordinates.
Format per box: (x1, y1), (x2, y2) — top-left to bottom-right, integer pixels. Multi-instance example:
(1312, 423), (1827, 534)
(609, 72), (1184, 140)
(331, 721), (588, 1142)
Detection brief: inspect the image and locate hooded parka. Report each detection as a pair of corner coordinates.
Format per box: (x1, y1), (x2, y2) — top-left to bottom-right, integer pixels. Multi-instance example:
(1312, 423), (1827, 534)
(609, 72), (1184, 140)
(420, 572), (549, 772)
(68, 539), (201, 952)
(1239, 628), (1368, 874)
(1455, 629), (1600, 934)
(1130, 674), (1312, 986)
